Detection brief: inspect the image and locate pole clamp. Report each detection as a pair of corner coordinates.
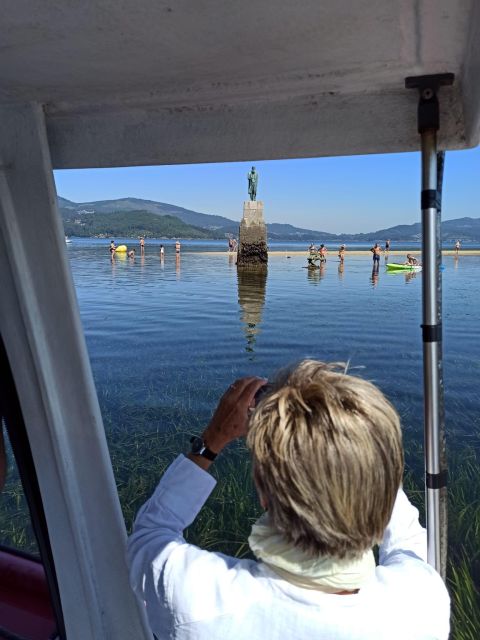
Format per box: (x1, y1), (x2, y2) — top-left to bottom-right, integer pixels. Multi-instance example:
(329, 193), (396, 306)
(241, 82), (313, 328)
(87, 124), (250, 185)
(426, 470), (448, 489)
(421, 189), (439, 210)
(405, 74), (454, 133)
(421, 324), (442, 342)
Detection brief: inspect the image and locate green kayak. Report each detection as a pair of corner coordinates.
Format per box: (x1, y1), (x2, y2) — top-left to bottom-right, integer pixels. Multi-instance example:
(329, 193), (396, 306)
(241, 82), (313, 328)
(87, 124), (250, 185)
(386, 263), (422, 271)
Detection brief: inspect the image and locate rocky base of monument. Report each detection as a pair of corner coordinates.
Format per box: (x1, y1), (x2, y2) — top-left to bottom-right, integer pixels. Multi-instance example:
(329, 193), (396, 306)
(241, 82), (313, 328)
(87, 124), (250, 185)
(237, 240), (268, 269)
(237, 200), (268, 269)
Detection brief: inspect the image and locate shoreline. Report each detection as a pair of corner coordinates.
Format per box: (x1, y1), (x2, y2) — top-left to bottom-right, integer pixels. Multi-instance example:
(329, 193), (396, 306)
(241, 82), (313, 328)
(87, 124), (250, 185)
(193, 250), (480, 257)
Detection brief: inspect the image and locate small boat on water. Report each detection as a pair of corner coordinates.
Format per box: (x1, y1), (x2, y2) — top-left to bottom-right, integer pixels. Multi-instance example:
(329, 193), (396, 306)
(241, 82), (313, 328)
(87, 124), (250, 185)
(65, 236), (72, 244)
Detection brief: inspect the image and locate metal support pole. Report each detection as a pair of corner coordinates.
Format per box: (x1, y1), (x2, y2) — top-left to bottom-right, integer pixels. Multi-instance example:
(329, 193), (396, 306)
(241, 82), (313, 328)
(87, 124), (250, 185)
(435, 150), (448, 578)
(421, 128), (443, 572)
(405, 74), (453, 580)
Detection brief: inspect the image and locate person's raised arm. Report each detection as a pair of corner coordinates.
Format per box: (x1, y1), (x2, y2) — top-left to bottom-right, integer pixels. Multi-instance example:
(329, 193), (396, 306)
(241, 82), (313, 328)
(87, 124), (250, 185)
(379, 488), (427, 564)
(188, 376), (267, 472)
(126, 376), (266, 632)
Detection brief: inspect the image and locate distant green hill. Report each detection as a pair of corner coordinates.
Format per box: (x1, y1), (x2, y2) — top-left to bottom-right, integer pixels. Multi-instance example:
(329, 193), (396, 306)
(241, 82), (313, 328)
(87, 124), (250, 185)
(59, 196), (234, 231)
(59, 196), (480, 241)
(58, 195), (324, 239)
(62, 209), (221, 239)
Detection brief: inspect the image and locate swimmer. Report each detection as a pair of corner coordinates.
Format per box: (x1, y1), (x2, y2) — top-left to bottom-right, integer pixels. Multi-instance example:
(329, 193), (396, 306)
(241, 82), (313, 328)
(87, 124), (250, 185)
(128, 249), (136, 258)
(405, 254), (419, 266)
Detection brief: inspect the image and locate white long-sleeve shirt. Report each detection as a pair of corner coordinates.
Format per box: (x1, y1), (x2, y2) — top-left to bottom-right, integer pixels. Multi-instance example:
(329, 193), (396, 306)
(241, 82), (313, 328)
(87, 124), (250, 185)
(127, 455), (450, 640)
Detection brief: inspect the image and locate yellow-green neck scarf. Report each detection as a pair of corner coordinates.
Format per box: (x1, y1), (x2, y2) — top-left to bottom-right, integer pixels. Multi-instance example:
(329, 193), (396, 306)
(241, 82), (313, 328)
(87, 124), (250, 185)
(248, 512), (375, 593)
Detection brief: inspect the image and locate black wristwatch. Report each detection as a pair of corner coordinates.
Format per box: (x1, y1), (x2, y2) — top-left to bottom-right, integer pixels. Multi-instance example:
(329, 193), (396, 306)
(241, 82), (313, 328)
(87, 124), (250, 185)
(190, 436), (218, 461)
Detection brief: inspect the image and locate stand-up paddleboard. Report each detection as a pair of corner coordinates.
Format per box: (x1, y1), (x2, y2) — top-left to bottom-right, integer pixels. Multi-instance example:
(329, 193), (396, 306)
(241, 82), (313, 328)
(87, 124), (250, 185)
(386, 263), (422, 272)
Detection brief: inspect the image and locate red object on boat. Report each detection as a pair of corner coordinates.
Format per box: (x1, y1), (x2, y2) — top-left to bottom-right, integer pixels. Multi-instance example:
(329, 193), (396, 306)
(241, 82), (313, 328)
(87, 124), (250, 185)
(0, 548), (56, 639)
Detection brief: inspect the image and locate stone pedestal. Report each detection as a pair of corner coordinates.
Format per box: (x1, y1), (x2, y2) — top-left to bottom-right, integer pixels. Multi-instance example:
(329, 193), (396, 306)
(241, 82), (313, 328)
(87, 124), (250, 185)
(237, 201), (268, 269)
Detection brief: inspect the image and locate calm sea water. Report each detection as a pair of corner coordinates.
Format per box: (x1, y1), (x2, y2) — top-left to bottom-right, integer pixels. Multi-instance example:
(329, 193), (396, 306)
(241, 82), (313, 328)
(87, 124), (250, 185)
(69, 239), (480, 453)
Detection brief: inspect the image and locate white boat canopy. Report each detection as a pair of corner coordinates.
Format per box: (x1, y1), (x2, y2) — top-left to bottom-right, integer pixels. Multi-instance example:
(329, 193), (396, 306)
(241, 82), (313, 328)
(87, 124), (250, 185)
(0, 0), (479, 168)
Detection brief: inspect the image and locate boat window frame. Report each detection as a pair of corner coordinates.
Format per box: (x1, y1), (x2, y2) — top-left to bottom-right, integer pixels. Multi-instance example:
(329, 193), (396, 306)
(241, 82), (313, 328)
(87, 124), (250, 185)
(0, 335), (66, 640)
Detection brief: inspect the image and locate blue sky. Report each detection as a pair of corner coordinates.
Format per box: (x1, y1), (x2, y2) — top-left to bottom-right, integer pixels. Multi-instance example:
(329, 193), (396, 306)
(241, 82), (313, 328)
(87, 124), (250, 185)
(54, 147), (479, 234)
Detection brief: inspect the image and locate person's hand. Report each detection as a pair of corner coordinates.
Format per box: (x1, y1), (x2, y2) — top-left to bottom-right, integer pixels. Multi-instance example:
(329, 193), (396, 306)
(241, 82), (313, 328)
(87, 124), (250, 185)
(202, 377), (268, 454)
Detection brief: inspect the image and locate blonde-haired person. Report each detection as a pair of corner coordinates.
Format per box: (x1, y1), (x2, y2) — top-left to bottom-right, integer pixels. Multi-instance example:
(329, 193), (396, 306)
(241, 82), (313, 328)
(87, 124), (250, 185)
(127, 361), (449, 640)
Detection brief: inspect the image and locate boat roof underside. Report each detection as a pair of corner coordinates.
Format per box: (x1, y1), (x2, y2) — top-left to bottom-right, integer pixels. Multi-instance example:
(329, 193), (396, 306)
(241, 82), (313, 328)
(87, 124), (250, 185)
(1, 0), (479, 168)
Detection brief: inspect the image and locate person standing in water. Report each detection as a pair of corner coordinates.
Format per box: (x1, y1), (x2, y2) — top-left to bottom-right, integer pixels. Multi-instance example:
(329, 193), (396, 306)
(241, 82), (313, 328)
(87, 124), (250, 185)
(371, 243), (382, 266)
(319, 244), (327, 263)
(338, 244), (346, 262)
(140, 237), (145, 254)
(160, 244), (165, 258)
(385, 239), (391, 253)
(455, 239), (461, 256)
(175, 240), (181, 254)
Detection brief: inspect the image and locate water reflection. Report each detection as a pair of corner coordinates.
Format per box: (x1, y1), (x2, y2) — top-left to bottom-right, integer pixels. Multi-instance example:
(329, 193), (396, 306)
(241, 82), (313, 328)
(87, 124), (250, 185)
(175, 253), (181, 278)
(306, 263), (326, 284)
(370, 265), (379, 288)
(237, 268), (267, 355)
(338, 262), (345, 280)
(404, 271), (417, 284)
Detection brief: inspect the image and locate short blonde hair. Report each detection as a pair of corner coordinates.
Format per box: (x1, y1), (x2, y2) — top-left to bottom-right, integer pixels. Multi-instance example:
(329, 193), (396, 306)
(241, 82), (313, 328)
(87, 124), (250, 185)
(246, 360), (404, 558)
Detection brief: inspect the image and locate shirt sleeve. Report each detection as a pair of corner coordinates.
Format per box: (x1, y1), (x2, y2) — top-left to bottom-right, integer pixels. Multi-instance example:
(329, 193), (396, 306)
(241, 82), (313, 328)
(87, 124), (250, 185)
(378, 488), (427, 564)
(377, 489), (450, 639)
(126, 455), (218, 630)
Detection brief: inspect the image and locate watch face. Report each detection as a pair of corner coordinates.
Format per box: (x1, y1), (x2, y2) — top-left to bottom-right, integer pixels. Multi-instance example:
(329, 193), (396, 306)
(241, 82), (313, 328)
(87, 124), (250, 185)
(190, 436), (204, 455)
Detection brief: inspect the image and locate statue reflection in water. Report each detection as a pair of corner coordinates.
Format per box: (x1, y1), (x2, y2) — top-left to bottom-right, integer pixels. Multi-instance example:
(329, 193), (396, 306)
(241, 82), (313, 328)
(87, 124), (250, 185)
(237, 268), (267, 355)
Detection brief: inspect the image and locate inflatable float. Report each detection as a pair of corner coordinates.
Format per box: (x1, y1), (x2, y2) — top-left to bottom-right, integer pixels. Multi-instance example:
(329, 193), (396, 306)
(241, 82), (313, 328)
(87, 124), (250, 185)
(115, 244), (127, 253)
(386, 263), (422, 272)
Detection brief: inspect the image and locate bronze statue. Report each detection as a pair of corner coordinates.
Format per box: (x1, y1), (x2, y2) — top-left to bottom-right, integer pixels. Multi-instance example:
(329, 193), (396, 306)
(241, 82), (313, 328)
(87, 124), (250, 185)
(247, 166), (258, 201)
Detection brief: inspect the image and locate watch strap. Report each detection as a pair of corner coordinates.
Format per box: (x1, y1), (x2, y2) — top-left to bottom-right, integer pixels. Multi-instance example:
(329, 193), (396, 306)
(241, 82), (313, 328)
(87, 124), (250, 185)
(190, 436), (218, 461)
(200, 446), (217, 461)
